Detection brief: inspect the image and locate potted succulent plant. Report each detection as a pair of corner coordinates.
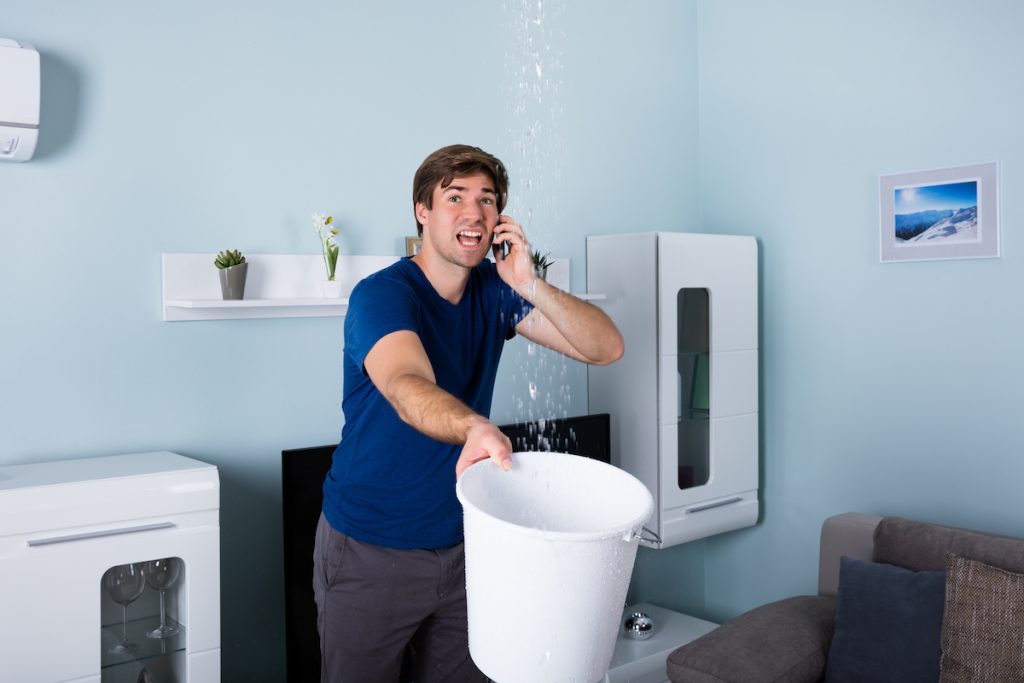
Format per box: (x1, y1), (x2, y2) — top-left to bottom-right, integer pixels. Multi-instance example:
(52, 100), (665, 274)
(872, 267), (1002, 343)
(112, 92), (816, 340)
(531, 249), (554, 282)
(214, 249), (247, 300)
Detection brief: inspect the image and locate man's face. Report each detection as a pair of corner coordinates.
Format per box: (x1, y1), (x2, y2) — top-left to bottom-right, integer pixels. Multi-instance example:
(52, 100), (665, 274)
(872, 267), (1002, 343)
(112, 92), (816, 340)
(416, 173), (500, 269)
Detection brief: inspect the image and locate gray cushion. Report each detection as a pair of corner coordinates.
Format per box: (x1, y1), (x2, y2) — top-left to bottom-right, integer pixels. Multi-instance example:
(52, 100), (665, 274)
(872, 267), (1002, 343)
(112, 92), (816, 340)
(940, 553), (1024, 682)
(666, 595), (835, 683)
(873, 517), (1024, 573)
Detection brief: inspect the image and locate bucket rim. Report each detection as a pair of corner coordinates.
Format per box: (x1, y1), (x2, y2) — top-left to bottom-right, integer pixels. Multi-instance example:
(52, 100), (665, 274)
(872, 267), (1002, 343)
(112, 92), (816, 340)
(455, 451), (654, 543)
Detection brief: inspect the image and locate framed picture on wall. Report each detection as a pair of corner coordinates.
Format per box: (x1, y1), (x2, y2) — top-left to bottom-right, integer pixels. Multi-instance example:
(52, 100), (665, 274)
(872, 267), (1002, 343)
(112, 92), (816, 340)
(879, 162), (999, 263)
(405, 236), (423, 256)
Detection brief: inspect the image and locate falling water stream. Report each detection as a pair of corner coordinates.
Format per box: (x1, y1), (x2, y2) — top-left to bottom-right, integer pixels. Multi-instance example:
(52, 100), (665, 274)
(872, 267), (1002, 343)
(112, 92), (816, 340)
(500, 0), (578, 451)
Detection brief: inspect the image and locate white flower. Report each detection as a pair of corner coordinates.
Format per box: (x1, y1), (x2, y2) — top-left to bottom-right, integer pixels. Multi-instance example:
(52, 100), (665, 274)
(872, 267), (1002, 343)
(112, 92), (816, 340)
(312, 213), (340, 280)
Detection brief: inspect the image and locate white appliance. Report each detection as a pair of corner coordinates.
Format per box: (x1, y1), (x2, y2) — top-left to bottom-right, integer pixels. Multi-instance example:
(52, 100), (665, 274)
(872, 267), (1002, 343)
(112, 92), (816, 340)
(0, 451), (221, 682)
(0, 38), (41, 162)
(587, 232), (759, 549)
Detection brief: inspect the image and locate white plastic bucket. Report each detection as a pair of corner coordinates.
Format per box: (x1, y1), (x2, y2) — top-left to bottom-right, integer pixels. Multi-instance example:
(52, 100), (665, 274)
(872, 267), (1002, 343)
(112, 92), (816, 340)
(456, 451), (654, 683)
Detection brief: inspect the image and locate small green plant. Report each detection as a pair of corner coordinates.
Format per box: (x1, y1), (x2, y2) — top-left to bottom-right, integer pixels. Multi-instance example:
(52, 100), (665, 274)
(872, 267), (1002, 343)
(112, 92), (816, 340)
(531, 249), (554, 273)
(214, 249), (246, 269)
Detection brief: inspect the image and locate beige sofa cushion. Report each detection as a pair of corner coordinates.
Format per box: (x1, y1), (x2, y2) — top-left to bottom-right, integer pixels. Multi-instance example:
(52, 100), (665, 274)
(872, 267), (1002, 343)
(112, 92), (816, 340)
(940, 554), (1024, 682)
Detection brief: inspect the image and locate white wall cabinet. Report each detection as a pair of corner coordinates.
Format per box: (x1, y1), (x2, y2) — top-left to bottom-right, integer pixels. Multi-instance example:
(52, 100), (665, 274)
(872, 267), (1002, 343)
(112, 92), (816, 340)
(0, 452), (220, 682)
(587, 232), (759, 549)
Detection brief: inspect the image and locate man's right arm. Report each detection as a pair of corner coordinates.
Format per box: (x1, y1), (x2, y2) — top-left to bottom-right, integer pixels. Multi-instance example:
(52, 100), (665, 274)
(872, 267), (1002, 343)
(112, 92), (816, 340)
(363, 330), (512, 477)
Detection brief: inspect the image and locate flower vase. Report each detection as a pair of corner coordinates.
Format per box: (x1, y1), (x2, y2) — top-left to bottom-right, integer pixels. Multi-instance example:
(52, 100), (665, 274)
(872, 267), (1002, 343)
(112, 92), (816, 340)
(322, 279), (343, 298)
(218, 262), (248, 300)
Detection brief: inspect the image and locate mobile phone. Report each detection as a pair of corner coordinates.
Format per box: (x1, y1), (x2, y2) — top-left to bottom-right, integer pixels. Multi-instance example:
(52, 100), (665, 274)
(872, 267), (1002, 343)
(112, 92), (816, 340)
(491, 228), (510, 260)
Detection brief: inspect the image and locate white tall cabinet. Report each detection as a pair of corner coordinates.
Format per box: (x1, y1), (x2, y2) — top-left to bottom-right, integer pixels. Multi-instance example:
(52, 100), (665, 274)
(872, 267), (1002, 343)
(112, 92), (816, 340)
(588, 232), (759, 549)
(0, 451), (220, 682)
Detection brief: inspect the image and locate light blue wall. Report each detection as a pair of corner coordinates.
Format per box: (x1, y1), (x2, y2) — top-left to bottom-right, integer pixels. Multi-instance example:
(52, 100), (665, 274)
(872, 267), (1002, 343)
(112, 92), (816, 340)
(695, 0), (1024, 622)
(18, 0), (1017, 672)
(1, 2), (699, 678)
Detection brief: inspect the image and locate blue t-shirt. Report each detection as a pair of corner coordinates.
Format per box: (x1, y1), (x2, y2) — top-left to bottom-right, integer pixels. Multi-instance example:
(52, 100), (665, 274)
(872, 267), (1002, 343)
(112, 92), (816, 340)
(322, 257), (533, 549)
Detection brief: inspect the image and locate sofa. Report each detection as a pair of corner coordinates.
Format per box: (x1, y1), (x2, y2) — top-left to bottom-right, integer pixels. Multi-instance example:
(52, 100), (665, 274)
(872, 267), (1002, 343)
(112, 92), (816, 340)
(666, 513), (1024, 682)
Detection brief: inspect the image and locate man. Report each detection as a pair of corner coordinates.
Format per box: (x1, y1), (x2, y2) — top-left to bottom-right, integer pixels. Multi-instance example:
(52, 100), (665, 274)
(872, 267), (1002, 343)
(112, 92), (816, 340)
(313, 144), (624, 683)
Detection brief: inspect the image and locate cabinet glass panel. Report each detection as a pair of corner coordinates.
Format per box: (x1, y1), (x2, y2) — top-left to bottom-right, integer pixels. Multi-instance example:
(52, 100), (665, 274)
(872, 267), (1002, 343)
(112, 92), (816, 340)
(677, 288), (709, 490)
(101, 557), (186, 682)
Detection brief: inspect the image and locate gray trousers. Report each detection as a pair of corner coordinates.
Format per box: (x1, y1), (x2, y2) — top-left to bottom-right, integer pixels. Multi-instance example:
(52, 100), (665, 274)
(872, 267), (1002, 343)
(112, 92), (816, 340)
(312, 513), (488, 683)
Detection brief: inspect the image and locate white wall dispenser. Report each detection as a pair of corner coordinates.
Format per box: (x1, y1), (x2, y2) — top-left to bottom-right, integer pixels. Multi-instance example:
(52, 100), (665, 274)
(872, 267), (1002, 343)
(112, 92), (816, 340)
(587, 232), (759, 549)
(0, 38), (41, 162)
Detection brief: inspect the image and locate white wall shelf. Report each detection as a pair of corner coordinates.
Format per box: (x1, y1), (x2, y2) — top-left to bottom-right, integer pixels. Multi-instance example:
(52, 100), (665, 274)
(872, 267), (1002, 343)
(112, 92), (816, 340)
(164, 297), (352, 318)
(165, 298), (349, 309)
(163, 252), (599, 321)
(162, 253), (397, 321)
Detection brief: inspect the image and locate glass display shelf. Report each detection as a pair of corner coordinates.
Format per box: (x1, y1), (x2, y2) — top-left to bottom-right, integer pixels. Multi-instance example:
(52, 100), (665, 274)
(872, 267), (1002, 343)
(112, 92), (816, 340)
(100, 615), (185, 669)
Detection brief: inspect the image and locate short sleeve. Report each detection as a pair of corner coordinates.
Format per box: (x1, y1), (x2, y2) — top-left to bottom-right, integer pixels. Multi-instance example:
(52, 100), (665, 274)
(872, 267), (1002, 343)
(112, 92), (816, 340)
(343, 274), (420, 373)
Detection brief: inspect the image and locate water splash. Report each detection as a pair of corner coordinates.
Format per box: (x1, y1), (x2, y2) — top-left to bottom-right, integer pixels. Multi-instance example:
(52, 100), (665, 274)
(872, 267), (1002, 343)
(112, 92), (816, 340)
(502, 0), (566, 238)
(501, 0), (575, 445)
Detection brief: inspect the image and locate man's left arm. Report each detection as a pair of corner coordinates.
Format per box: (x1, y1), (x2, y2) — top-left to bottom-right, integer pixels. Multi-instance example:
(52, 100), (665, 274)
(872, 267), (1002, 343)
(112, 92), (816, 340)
(513, 278), (624, 366)
(492, 215), (623, 365)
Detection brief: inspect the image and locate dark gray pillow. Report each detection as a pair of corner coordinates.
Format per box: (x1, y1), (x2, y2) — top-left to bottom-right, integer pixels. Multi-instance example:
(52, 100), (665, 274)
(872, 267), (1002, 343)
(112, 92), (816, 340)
(940, 553), (1024, 682)
(826, 556), (945, 683)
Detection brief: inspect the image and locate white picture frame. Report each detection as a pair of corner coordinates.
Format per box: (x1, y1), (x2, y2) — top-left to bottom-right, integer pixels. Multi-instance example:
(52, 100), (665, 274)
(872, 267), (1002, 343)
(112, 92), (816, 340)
(879, 161), (999, 263)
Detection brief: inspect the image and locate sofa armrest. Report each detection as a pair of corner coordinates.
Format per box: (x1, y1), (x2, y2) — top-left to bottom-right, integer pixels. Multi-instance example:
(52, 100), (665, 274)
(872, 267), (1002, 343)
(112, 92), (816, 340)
(666, 595), (837, 683)
(818, 513), (881, 597)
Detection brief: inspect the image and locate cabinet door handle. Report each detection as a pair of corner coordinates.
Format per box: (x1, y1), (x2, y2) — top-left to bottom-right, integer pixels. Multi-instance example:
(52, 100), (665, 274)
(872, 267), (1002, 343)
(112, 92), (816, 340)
(26, 522), (176, 547)
(686, 497), (743, 514)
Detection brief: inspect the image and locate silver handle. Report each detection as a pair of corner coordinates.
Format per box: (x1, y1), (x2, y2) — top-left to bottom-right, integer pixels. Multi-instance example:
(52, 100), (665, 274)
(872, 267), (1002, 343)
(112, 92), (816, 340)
(636, 526), (662, 545)
(27, 522), (176, 547)
(0, 120), (39, 130)
(686, 497), (743, 514)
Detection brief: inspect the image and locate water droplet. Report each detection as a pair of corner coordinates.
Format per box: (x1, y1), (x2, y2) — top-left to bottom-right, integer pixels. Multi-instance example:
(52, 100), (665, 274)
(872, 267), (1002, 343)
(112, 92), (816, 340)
(528, 382), (538, 400)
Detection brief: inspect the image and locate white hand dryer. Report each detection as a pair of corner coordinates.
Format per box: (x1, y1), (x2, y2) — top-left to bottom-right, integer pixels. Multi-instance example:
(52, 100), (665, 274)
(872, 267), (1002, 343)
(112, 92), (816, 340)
(0, 38), (41, 162)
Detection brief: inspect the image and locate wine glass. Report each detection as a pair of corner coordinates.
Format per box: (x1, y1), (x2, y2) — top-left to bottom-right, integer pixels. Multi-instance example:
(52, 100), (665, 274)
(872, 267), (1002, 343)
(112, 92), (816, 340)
(102, 563), (147, 654)
(144, 557), (181, 639)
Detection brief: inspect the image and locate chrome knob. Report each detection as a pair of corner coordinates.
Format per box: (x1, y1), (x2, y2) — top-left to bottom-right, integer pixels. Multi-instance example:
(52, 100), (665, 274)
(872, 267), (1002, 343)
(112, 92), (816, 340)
(623, 611), (654, 640)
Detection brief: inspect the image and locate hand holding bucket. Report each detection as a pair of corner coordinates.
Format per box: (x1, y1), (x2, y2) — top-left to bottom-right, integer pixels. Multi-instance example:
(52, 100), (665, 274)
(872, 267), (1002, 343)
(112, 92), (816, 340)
(455, 420), (514, 479)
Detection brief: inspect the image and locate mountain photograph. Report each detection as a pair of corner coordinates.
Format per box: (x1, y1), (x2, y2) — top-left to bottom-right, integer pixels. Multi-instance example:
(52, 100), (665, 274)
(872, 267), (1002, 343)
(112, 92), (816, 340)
(894, 180), (978, 244)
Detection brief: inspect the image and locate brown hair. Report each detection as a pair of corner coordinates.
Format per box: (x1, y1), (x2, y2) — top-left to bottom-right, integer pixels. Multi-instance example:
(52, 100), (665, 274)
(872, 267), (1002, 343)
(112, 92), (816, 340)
(412, 144), (509, 236)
